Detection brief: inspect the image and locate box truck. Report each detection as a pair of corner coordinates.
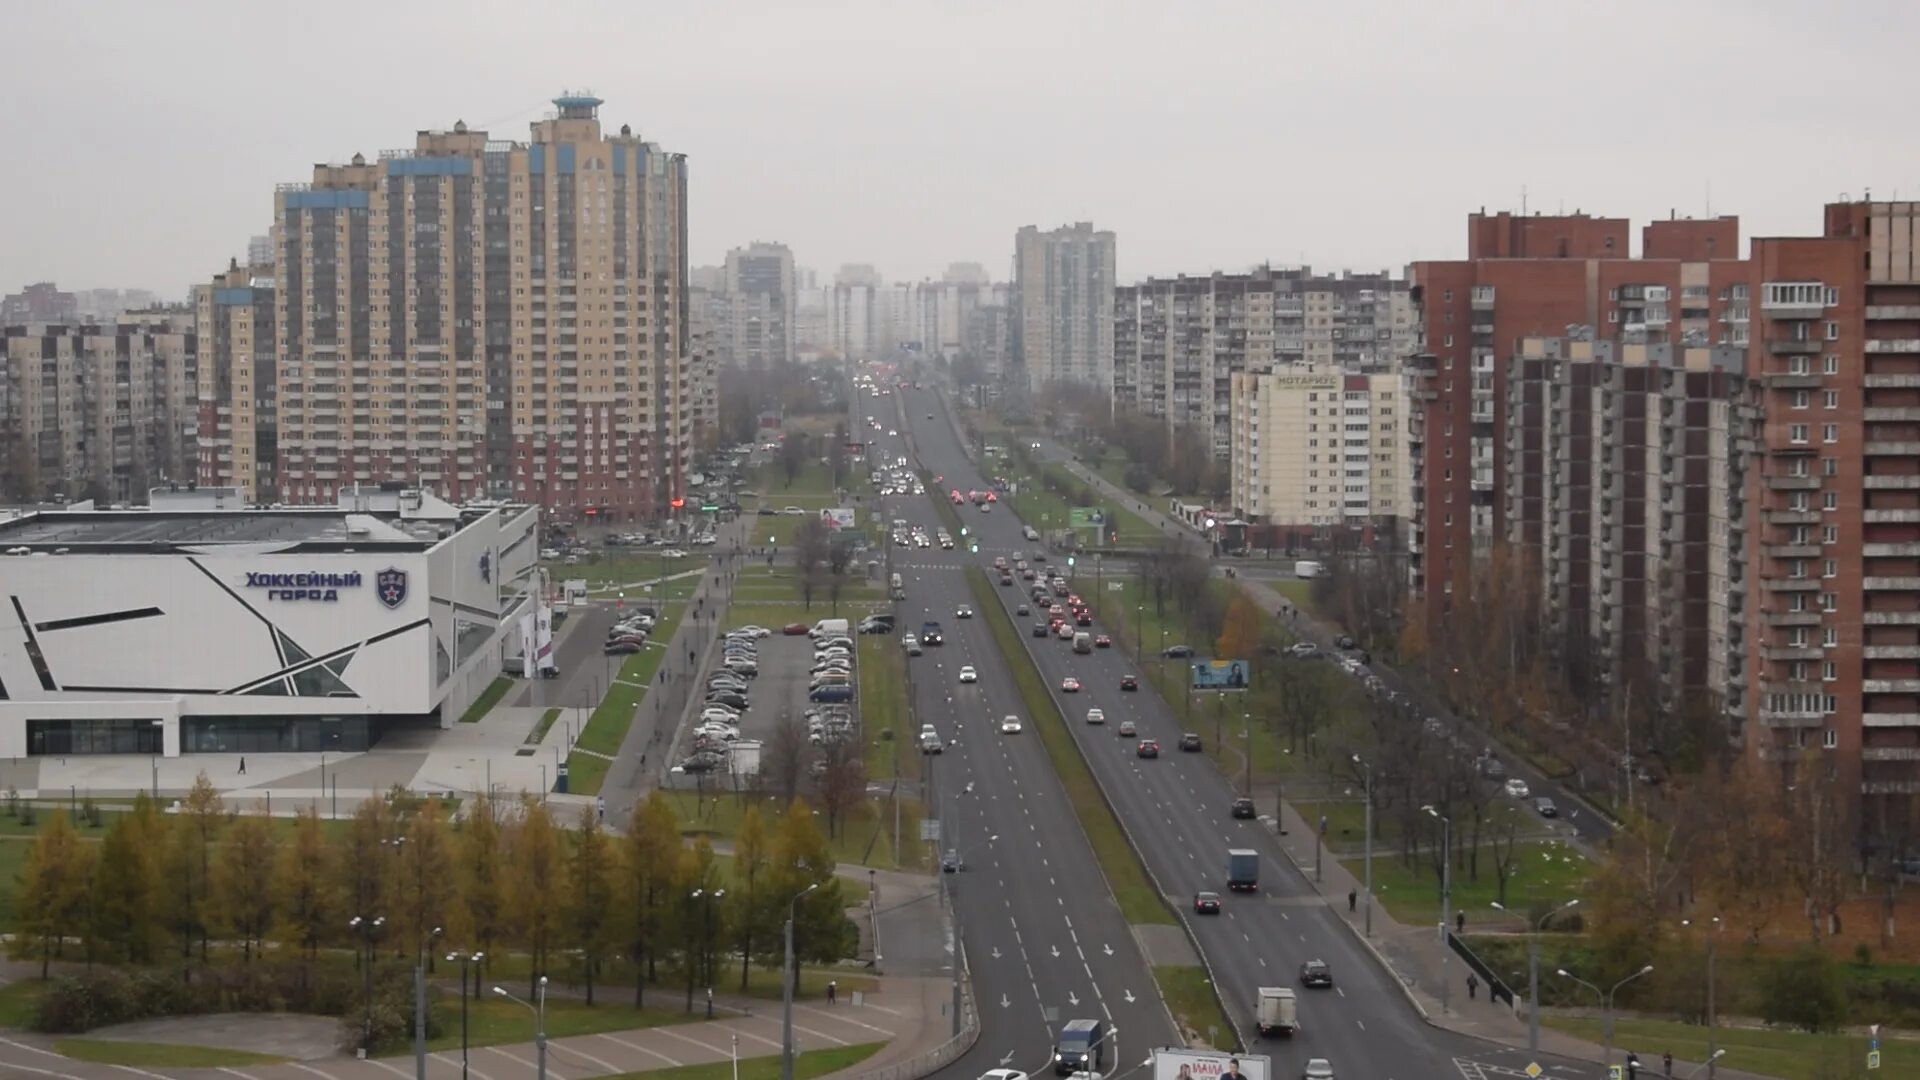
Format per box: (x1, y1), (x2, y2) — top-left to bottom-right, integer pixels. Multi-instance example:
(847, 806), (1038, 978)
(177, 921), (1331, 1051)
(1227, 848), (1260, 892)
(1256, 987), (1298, 1036)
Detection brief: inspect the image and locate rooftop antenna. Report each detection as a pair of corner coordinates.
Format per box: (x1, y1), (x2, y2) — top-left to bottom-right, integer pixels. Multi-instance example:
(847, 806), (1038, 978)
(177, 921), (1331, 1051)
(1521, 185), (1528, 217)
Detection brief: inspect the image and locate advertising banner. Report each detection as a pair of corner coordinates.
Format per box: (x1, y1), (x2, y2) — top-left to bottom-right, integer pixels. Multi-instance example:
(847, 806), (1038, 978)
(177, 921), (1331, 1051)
(820, 507), (858, 531)
(1190, 658), (1252, 691)
(1151, 1049), (1270, 1080)
(1068, 507), (1107, 528)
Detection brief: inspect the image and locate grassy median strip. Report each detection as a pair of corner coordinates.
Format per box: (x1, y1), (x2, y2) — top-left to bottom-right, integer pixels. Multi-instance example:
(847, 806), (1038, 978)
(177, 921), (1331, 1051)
(966, 565), (1172, 926)
(460, 675), (513, 723)
(52, 1041), (289, 1068)
(1154, 965), (1237, 1050)
(568, 600), (687, 796)
(919, 469), (968, 537)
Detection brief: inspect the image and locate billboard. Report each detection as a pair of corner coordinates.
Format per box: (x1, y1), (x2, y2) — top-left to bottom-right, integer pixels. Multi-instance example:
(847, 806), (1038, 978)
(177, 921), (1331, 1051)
(820, 507), (858, 531)
(1152, 1049), (1270, 1080)
(1069, 507), (1107, 528)
(1190, 659), (1251, 691)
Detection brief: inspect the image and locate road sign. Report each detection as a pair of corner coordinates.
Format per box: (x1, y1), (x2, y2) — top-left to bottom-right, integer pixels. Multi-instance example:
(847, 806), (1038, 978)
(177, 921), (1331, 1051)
(1069, 507), (1106, 528)
(1524, 1065), (1543, 1079)
(1609, 1068), (1624, 1080)
(1868, 1049), (1881, 1070)
(920, 819), (940, 842)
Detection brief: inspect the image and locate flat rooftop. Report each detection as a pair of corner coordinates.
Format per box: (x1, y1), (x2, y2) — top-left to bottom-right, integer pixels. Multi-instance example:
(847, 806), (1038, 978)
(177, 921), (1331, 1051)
(0, 510), (443, 549)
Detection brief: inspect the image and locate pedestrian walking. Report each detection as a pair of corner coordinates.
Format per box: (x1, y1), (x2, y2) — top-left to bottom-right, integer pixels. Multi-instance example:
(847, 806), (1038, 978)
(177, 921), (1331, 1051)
(827, 980), (837, 1005)
(1347, 888), (1356, 913)
(1456, 911), (1467, 934)
(1662, 1050), (1673, 1076)
(238, 757), (246, 775)
(1466, 973), (1478, 1000)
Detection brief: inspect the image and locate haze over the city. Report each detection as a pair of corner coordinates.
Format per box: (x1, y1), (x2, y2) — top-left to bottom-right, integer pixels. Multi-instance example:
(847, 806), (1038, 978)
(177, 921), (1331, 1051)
(5, 0), (1918, 296)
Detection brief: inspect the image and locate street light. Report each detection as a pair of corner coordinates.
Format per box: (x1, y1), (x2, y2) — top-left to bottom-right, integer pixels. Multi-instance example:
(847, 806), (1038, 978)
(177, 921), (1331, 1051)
(1353, 755), (1374, 937)
(1556, 964), (1653, 1068)
(781, 881), (820, 1080)
(446, 950), (484, 1080)
(1683, 916), (1723, 1079)
(492, 977), (548, 1080)
(413, 925), (443, 1080)
(1492, 898), (1579, 1052)
(694, 888), (728, 1017)
(349, 915), (384, 1057)
(1422, 805), (1452, 1013)
(1683, 1049), (1727, 1078)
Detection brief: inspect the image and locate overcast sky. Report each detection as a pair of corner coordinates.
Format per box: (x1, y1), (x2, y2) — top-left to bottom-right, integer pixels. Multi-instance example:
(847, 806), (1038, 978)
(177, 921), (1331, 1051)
(7, 0), (1918, 299)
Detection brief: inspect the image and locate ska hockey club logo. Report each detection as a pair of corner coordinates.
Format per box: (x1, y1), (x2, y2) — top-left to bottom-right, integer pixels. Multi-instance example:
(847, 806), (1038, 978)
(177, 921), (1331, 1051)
(376, 567), (409, 609)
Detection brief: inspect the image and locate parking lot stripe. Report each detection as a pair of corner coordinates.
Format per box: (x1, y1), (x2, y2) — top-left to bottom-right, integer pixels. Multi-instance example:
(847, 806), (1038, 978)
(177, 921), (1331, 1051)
(595, 1032), (681, 1068)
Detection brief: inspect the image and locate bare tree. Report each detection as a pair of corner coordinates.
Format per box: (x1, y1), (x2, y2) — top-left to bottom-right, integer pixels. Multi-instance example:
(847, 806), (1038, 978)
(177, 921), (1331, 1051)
(794, 519), (831, 610)
(815, 736), (866, 840)
(1779, 752), (1855, 943)
(762, 716), (809, 806)
(1486, 802), (1527, 906)
(779, 432), (809, 488)
(826, 534), (856, 614)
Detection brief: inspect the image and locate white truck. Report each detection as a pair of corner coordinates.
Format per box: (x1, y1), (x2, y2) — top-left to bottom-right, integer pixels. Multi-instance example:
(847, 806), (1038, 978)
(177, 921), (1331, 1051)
(1256, 986), (1298, 1036)
(1294, 560), (1324, 579)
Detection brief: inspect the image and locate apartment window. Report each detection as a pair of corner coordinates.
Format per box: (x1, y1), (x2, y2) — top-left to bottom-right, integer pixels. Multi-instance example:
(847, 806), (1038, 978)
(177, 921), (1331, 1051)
(1790, 492), (1810, 511)
(1821, 593), (1838, 612)
(1824, 559), (1837, 578)
(1824, 355), (1840, 375)
(1823, 728), (1838, 749)
(1608, 310), (1619, 323)
(1824, 625), (1839, 647)
(1792, 661), (1809, 681)
(1823, 423), (1839, 443)
(1823, 491), (1839, 511)
(1789, 458), (1811, 478)
(1824, 525), (1839, 545)
(1789, 594), (1807, 612)
(1790, 559), (1807, 579)
(1789, 356), (1811, 375)
(1823, 661), (1838, 682)
(1825, 287), (1840, 306)
(1789, 423), (1809, 444)
(1792, 390), (1811, 409)
(1826, 321), (1840, 341)
(1823, 457), (1838, 477)
(1791, 525), (1811, 543)
(1444, 335), (1454, 347)
(1824, 390), (1839, 409)
(1609, 288), (1620, 301)
(1788, 627), (1809, 647)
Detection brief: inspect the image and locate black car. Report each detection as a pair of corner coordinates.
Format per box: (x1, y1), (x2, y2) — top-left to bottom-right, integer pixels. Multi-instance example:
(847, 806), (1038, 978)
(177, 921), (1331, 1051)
(1017, 603), (1031, 616)
(707, 692), (750, 710)
(1335, 635), (1357, 650)
(1194, 891), (1222, 915)
(1231, 797), (1257, 820)
(1162, 644), (1195, 658)
(1119, 674), (1139, 691)
(1033, 622), (1050, 638)
(1299, 959), (1333, 988)
(1178, 733), (1203, 752)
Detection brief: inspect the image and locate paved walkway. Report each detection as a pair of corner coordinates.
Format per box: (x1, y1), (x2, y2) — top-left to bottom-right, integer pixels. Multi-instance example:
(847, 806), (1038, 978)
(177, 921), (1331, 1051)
(1051, 446), (1781, 1080)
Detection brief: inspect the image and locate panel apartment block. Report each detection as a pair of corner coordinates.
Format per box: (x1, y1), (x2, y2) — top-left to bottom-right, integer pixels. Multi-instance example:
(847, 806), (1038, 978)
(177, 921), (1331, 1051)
(1118, 267), (1414, 458)
(1014, 222), (1115, 395)
(194, 261), (276, 502)
(1229, 367), (1411, 536)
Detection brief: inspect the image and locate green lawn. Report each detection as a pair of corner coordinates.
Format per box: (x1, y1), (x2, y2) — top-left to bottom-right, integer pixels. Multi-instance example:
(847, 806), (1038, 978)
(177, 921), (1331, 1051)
(1342, 838), (1591, 928)
(1268, 579), (1316, 615)
(411, 995), (694, 1055)
(460, 676), (514, 723)
(0, 978), (43, 1027)
(600, 1041), (882, 1080)
(1543, 1017), (1893, 1080)
(732, 565), (885, 609)
(568, 600), (688, 796)
(754, 461), (842, 500)
(547, 556), (709, 593)
(1292, 797), (1557, 859)
(667, 790), (917, 870)
(53, 1040), (288, 1068)
(858, 636), (916, 785)
(1154, 965), (1236, 1050)
(527, 707), (563, 746)
(967, 566), (1173, 925)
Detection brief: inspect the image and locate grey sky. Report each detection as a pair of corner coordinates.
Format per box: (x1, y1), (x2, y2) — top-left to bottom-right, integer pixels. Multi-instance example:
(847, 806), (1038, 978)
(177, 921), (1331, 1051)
(6, 0), (1918, 299)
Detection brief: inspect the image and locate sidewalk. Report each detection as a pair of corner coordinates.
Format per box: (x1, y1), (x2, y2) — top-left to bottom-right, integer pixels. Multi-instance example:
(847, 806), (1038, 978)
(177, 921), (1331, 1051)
(1053, 449), (1782, 1079)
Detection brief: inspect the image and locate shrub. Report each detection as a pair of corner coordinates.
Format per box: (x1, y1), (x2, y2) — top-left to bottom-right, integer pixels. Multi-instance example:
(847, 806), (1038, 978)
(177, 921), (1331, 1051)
(1123, 464), (1153, 494)
(337, 961), (445, 1054)
(34, 970), (141, 1033)
(1759, 944), (1848, 1033)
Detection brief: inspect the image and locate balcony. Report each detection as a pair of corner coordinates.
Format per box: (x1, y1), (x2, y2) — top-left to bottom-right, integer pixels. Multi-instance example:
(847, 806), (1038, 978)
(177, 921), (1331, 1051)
(1767, 544), (1821, 558)
(1763, 372), (1823, 389)
(1762, 646), (1823, 661)
(1865, 577), (1920, 590)
(1765, 509), (1821, 524)
(1865, 611), (1920, 625)
(1864, 748), (1920, 761)
(1866, 339), (1920, 354)
(1865, 475), (1920, 489)
(1865, 679), (1920, 694)
(1864, 543), (1920, 557)
(1766, 476), (1820, 491)
(1765, 611), (1824, 626)
(1866, 374), (1920, 389)
(1763, 579), (1821, 592)
(1867, 646), (1920, 659)
(1866, 509), (1920, 523)
(1768, 340), (1821, 355)
(1865, 407), (1920, 422)
(1470, 286), (1497, 310)
(1761, 285), (1826, 319)
(1863, 714), (1920, 729)
(1759, 710), (1826, 729)
(1866, 442), (1920, 456)
(1866, 305), (1920, 320)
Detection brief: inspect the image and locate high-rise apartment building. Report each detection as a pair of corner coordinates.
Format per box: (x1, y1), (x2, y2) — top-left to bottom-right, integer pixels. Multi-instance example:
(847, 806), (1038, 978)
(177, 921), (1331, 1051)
(2, 283), (77, 325)
(1014, 222), (1115, 396)
(1117, 267), (1415, 458)
(1745, 201), (1920, 816)
(1500, 335), (1756, 725)
(1228, 367), (1411, 536)
(217, 94), (691, 521)
(1, 313), (197, 503)
(194, 258), (277, 502)
(721, 241), (795, 368)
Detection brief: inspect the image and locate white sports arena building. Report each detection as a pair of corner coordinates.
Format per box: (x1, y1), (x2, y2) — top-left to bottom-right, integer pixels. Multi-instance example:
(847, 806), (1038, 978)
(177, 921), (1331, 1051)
(0, 487), (543, 758)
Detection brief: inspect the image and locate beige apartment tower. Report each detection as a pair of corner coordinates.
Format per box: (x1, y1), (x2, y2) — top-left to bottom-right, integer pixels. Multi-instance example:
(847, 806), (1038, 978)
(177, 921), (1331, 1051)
(1228, 367), (1411, 537)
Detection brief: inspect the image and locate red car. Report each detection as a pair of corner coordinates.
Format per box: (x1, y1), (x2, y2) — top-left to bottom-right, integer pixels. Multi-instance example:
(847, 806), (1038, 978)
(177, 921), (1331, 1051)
(1061, 676), (1082, 693)
(1022, 568), (1037, 580)
(783, 622), (810, 635)
(1136, 739), (1161, 758)
(1094, 634), (1112, 649)
(1120, 674), (1138, 691)
(1075, 612), (1093, 627)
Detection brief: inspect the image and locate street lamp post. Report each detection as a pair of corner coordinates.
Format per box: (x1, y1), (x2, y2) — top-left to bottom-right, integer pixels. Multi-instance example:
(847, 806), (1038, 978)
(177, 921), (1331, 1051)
(349, 915), (384, 1058)
(447, 950), (484, 1080)
(1354, 756), (1374, 937)
(1492, 898), (1580, 1052)
(1557, 964), (1654, 1068)
(492, 978), (548, 1080)
(1684, 916), (1723, 1079)
(414, 925), (442, 1080)
(696, 888), (726, 1017)
(1423, 805), (1452, 1013)
(781, 882), (820, 1080)
(1684, 1050), (1727, 1078)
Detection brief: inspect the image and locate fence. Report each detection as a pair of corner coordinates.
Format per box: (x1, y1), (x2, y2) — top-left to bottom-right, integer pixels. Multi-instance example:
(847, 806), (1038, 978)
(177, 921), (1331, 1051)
(852, 941), (979, 1080)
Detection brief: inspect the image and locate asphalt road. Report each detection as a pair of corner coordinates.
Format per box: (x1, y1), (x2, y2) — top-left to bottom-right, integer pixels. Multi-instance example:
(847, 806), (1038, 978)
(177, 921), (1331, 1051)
(1019, 434), (1620, 850)
(859, 385), (1184, 1080)
(898, 380), (1609, 1080)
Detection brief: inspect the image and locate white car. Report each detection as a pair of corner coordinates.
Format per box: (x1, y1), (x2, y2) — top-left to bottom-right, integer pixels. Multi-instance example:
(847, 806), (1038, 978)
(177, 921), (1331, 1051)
(956, 605), (974, 619)
(1504, 778), (1531, 800)
(782, 506), (806, 516)
(902, 634), (921, 655)
(958, 666), (978, 683)
(1000, 715), (1023, 734)
(731, 626), (772, 639)
(1303, 1059), (1334, 1080)
(659, 548), (688, 559)
(1085, 708), (1106, 725)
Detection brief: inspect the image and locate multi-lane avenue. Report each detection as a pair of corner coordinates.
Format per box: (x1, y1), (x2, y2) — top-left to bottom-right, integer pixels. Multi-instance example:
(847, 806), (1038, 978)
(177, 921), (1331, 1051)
(855, 386), (1182, 1080)
(885, 378), (1609, 1080)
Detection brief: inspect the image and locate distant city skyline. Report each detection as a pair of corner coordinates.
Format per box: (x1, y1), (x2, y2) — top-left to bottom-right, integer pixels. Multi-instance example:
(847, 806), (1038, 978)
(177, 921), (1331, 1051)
(6, 1), (1920, 298)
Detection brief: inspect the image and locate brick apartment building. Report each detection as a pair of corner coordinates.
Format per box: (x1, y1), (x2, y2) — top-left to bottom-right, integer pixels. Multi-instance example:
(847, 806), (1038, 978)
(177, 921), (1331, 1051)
(1412, 202), (1920, 828)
